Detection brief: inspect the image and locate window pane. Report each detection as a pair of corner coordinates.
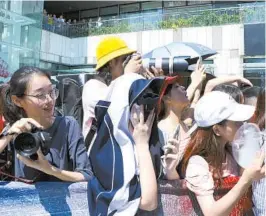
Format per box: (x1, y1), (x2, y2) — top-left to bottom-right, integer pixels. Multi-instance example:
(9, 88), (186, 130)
(244, 58), (265, 63)
(80, 9), (98, 18)
(141, 1), (162, 11)
(120, 3), (140, 14)
(244, 69), (265, 87)
(100, 6), (118, 16)
(203, 60), (214, 64)
(164, 1), (186, 8)
(187, 1), (209, 5)
(176, 4), (212, 13)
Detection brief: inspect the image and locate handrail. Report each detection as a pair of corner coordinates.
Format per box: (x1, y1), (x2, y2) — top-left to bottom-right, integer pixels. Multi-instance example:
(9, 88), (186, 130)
(42, 4), (265, 38)
(69, 4), (264, 26)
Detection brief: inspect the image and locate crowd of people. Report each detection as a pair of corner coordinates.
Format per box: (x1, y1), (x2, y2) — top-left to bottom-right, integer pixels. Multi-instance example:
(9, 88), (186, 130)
(42, 9), (103, 37)
(0, 36), (265, 215)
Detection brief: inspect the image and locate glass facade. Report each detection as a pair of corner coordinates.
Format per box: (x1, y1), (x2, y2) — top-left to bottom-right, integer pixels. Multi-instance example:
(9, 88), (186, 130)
(0, 0), (44, 81)
(243, 57), (265, 88)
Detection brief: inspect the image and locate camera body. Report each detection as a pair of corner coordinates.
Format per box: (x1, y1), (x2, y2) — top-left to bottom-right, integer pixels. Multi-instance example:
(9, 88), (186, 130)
(14, 126), (52, 160)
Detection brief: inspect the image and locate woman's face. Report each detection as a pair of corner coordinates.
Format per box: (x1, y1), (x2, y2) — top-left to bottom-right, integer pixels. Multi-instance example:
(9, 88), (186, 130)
(15, 74), (56, 126)
(166, 83), (190, 112)
(217, 120), (244, 143)
(110, 54), (129, 80)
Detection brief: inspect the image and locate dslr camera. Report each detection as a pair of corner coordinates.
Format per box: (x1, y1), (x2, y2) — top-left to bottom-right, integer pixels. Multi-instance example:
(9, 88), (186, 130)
(142, 57), (190, 76)
(14, 125), (52, 160)
(123, 53), (190, 76)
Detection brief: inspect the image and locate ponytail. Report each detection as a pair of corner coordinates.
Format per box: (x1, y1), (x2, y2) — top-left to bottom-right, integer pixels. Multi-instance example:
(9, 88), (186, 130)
(3, 85), (26, 125)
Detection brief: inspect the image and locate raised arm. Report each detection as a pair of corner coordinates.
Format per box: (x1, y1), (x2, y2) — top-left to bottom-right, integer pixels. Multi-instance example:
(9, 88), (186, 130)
(187, 153), (265, 216)
(204, 75), (253, 94)
(131, 105), (158, 211)
(186, 60), (206, 101)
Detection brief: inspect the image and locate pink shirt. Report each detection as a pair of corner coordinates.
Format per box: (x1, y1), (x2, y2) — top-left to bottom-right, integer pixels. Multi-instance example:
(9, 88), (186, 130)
(185, 152), (239, 196)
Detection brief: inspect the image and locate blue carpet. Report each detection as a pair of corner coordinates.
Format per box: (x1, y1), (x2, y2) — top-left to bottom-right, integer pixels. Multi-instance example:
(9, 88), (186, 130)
(0, 181), (90, 216)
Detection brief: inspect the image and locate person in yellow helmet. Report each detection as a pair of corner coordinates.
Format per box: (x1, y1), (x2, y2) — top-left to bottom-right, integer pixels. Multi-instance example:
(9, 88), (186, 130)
(83, 36), (160, 212)
(82, 36), (143, 138)
(95, 36), (143, 82)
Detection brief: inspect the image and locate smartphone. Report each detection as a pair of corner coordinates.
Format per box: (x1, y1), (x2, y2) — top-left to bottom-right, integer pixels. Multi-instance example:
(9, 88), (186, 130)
(198, 56), (203, 68)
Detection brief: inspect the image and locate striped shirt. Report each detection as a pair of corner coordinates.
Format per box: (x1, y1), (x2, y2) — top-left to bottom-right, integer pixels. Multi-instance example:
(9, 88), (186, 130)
(252, 179), (265, 216)
(253, 131), (266, 216)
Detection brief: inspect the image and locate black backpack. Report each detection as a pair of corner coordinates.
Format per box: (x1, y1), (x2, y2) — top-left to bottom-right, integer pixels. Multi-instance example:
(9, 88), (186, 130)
(56, 77), (84, 127)
(55, 74), (108, 134)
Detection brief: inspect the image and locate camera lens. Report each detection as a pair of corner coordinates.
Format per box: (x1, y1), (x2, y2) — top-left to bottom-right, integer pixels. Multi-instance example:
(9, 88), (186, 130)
(20, 134), (35, 150)
(14, 133), (39, 157)
(142, 57), (189, 76)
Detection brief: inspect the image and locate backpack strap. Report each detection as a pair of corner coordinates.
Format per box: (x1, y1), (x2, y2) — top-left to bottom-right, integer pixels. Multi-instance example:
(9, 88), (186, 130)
(85, 100), (111, 152)
(84, 118), (97, 151)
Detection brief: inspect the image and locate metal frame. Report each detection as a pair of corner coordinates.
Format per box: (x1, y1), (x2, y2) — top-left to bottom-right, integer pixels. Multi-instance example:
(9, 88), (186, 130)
(57, 1), (258, 21)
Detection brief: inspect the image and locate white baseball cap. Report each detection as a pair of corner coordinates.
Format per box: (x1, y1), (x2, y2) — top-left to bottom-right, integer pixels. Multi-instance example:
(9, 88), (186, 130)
(194, 91), (255, 127)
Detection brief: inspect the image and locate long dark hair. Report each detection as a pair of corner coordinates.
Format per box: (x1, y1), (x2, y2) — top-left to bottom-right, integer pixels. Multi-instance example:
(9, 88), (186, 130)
(0, 83), (8, 115)
(251, 88), (265, 130)
(3, 66), (51, 124)
(213, 84), (243, 103)
(182, 121), (227, 183)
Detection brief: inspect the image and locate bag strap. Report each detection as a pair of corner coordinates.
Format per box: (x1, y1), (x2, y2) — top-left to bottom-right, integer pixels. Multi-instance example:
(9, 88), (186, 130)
(84, 118), (97, 151)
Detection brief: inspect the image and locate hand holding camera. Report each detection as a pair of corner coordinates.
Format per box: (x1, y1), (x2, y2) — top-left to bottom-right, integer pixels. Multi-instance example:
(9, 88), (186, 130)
(124, 53), (143, 74)
(7, 118), (43, 136)
(16, 148), (54, 175)
(8, 118), (51, 161)
(143, 66), (164, 79)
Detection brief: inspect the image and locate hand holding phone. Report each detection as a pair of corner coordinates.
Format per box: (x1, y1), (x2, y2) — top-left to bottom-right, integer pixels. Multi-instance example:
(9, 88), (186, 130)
(191, 56), (206, 84)
(164, 125), (180, 155)
(198, 56), (203, 68)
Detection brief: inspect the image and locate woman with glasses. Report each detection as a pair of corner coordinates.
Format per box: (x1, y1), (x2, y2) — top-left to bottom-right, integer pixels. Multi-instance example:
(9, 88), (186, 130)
(0, 66), (93, 182)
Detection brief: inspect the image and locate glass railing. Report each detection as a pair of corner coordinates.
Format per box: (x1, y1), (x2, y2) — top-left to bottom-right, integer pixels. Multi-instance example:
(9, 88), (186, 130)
(0, 40), (96, 81)
(39, 52), (96, 66)
(0, 8), (37, 26)
(42, 3), (265, 38)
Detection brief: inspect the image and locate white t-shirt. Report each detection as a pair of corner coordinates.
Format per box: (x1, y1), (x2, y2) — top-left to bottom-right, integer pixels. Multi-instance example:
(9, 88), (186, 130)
(82, 79), (108, 138)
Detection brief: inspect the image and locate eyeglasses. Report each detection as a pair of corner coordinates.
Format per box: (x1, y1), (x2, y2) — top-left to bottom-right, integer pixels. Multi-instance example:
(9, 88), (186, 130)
(24, 88), (59, 102)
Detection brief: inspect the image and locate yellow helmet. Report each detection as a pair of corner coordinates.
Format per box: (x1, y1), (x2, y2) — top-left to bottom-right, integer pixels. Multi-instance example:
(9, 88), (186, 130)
(95, 36), (136, 71)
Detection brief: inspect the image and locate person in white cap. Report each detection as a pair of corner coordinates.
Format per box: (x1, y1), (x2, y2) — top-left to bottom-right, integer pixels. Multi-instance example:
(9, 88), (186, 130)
(180, 91), (265, 216)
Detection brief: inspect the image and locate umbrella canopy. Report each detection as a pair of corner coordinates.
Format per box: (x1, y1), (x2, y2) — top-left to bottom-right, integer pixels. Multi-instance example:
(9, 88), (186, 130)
(143, 42), (217, 65)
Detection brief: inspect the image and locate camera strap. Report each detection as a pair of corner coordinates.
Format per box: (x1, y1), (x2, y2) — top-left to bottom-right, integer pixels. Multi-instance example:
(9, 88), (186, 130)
(0, 167), (36, 184)
(0, 142), (36, 184)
